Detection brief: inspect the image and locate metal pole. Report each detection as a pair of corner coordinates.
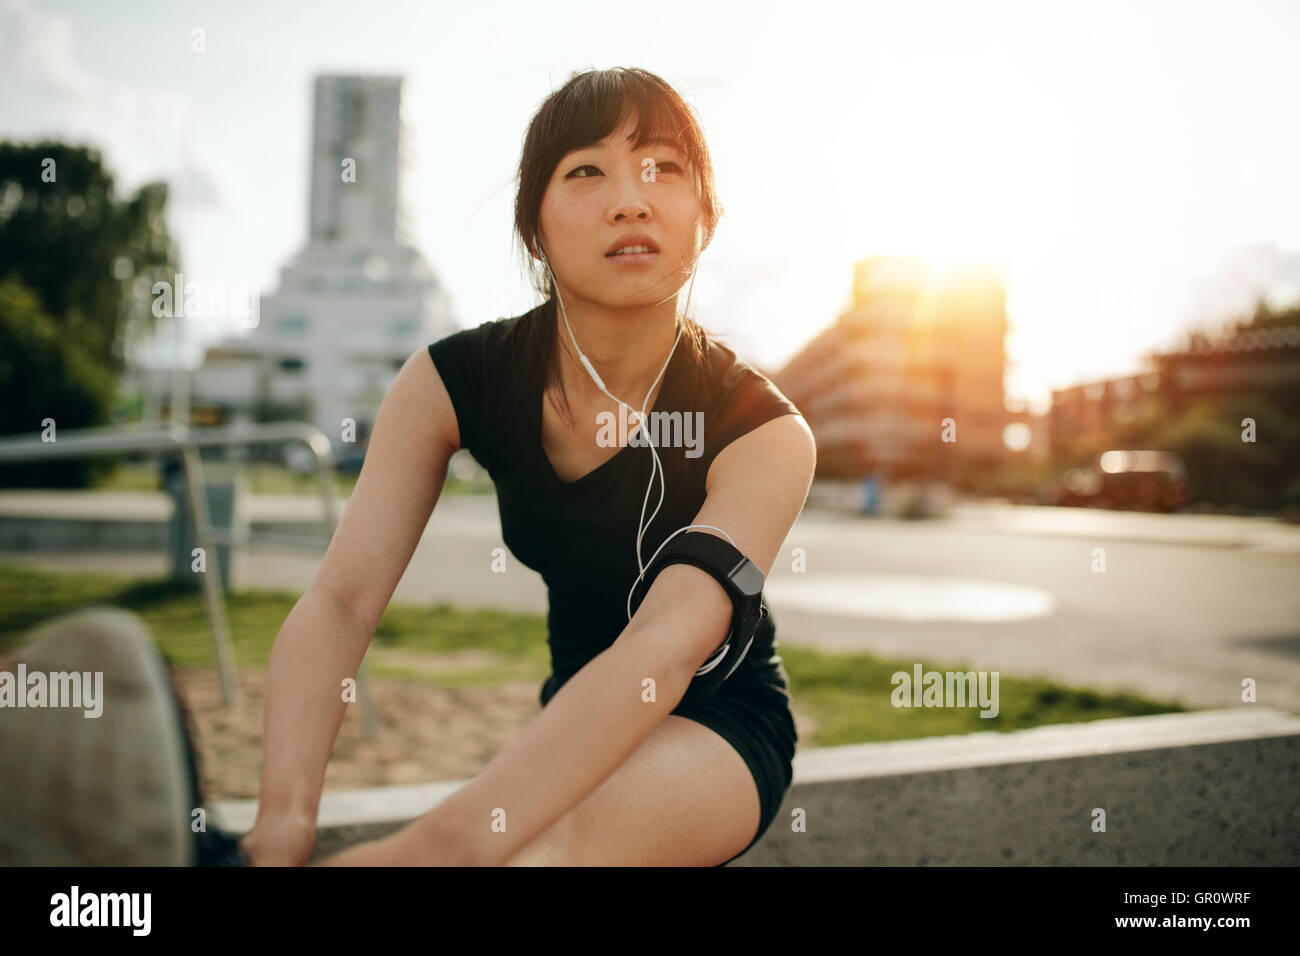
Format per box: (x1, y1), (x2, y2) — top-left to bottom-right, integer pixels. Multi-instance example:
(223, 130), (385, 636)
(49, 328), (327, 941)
(0, 422), (380, 735)
(170, 317), (190, 428)
(180, 445), (241, 708)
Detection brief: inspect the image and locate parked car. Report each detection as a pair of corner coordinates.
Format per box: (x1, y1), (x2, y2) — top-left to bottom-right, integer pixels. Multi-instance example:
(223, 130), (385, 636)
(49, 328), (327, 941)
(333, 447), (367, 476)
(1041, 450), (1190, 513)
(283, 444), (366, 476)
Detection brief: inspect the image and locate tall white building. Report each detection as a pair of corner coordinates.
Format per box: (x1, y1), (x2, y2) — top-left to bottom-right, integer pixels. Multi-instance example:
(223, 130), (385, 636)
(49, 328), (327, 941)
(308, 75), (405, 246)
(191, 74), (456, 453)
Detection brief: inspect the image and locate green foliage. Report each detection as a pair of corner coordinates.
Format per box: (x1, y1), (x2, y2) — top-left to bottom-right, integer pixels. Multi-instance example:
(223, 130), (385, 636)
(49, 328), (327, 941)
(1234, 298), (1300, 334)
(1151, 393), (1296, 508)
(0, 141), (180, 373)
(0, 280), (117, 487)
(0, 140), (181, 487)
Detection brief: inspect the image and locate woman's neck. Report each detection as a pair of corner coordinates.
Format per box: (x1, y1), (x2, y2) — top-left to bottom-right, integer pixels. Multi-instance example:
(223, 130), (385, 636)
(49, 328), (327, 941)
(552, 297), (682, 407)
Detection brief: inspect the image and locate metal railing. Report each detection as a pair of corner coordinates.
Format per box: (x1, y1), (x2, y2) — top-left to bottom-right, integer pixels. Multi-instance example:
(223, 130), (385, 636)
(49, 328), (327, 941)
(0, 421), (379, 738)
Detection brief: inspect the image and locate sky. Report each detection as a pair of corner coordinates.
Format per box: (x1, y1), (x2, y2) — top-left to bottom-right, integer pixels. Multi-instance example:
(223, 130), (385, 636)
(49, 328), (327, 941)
(3, 0), (1299, 414)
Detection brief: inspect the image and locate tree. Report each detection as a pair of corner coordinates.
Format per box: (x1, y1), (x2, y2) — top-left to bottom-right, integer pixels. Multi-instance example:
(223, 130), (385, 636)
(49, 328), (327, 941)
(0, 280), (116, 487)
(1149, 393), (1294, 509)
(0, 140), (180, 486)
(1239, 297), (1300, 332)
(0, 140), (180, 375)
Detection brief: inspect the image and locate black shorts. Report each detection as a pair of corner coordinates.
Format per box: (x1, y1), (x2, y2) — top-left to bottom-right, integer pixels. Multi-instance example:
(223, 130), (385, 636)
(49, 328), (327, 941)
(670, 674), (798, 865)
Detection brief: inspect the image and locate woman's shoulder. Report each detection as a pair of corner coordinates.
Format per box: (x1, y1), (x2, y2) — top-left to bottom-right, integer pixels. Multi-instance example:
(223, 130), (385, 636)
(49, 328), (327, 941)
(688, 327), (803, 466)
(695, 329), (799, 418)
(424, 309), (539, 464)
(426, 309), (542, 388)
(428, 310), (526, 356)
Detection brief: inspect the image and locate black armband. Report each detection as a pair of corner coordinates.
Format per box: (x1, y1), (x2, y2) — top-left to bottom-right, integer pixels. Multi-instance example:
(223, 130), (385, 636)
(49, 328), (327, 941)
(629, 531), (767, 704)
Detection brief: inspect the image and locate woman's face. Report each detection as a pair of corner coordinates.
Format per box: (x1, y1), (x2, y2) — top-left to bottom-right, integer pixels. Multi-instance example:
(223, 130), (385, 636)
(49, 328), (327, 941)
(536, 116), (708, 309)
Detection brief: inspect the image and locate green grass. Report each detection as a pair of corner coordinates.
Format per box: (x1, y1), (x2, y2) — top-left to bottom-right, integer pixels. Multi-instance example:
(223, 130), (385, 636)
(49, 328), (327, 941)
(0, 563), (1188, 747)
(777, 644), (1184, 747)
(0, 562), (550, 677)
(88, 461), (495, 498)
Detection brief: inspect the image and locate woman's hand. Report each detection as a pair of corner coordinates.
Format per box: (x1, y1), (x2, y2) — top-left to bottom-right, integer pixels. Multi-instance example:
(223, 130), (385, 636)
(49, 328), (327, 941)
(313, 834), (409, 866)
(239, 812), (317, 867)
(314, 820), (476, 866)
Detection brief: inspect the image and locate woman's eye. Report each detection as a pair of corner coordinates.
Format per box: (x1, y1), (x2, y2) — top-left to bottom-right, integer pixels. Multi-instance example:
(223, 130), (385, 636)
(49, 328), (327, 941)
(565, 161), (680, 178)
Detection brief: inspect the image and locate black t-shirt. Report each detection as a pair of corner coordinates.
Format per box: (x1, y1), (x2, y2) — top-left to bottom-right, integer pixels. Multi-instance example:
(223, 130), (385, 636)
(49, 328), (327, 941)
(427, 302), (802, 707)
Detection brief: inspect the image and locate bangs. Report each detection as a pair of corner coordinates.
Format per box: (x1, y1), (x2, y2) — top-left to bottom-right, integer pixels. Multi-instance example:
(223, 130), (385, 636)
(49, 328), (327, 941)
(554, 75), (699, 168)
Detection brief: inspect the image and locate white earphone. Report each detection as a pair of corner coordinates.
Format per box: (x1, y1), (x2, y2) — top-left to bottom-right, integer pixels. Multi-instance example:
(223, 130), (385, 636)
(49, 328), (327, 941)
(538, 238), (736, 674)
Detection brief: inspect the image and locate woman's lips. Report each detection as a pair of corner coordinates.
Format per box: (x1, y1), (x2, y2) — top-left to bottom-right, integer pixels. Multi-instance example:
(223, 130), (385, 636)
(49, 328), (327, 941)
(605, 251), (660, 265)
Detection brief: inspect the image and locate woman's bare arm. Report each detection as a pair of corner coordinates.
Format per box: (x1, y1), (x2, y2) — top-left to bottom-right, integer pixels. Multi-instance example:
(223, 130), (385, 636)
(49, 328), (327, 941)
(389, 414), (816, 866)
(241, 347), (462, 863)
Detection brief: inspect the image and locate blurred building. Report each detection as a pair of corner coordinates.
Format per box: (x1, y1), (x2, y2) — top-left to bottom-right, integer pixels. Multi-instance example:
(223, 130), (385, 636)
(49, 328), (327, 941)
(1154, 322), (1300, 412)
(189, 74), (457, 451)
(773, 256), (1011, 480)
(1048, 321), (1300, 456)
(1048, 371), (1165, 458)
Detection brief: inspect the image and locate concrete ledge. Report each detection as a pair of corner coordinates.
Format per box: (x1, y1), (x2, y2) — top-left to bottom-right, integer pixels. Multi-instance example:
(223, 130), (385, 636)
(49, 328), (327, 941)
(213, 707), (1300, 865)
(756, 707), (1300, 866)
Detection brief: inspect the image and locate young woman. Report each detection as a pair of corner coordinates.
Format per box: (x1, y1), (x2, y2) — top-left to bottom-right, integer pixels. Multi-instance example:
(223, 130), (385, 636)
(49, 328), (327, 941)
(243, 67), (817, 866)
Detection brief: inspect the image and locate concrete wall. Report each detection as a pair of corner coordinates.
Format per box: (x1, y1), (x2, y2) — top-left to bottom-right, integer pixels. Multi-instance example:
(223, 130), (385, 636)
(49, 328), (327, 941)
(212, 707), (1300, 866)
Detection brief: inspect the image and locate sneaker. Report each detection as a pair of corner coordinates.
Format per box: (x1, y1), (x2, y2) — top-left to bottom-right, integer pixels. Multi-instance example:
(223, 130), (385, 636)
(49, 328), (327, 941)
(0, 606), (247, 866)
(162, 654), (250, 867)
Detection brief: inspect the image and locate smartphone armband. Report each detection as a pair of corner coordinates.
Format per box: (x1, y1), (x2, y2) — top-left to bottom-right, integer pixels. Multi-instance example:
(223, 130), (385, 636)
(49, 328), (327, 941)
(628, 531), (766, 704)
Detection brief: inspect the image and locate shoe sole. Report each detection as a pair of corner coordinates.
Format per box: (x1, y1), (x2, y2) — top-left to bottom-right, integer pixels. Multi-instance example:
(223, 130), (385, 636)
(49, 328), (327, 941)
(0, 607), (195, 866)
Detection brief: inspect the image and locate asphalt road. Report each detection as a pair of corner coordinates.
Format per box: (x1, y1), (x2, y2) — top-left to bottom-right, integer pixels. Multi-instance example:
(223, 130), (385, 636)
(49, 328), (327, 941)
(3, 492), (1298, 712)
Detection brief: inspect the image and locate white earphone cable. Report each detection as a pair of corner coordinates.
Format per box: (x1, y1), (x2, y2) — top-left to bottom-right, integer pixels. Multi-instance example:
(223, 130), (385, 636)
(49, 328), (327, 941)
(539, 246), (736, 634)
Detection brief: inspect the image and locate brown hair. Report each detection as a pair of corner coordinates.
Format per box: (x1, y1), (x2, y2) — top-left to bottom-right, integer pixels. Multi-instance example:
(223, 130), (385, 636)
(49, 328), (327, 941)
(510, 67), (724, 426)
